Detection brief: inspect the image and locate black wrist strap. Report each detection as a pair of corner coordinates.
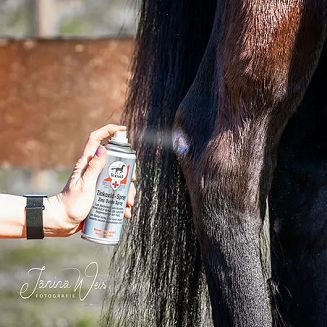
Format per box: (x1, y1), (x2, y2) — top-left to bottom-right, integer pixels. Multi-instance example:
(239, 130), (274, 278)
(24, 195), (47, 239)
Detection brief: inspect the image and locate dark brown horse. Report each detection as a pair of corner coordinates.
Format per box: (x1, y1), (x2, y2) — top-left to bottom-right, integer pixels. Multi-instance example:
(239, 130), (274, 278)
(102, 1), (326, 326)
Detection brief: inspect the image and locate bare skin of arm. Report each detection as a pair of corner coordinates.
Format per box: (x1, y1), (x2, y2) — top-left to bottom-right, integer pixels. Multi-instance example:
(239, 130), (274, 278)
(0, 124), (136, 238)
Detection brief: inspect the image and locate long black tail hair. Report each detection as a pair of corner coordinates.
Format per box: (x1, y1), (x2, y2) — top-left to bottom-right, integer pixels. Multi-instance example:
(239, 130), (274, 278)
(100, 1), (217, 326)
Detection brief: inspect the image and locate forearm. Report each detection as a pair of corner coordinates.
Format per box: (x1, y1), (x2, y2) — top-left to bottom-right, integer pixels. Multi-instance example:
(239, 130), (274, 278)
(0, 194), (69, 238)
(0, 125), (134, 239)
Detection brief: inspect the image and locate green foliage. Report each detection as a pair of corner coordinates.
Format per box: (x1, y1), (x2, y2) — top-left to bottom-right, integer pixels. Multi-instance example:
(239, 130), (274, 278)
(59, 18), (92, 35)
(75, 314), (97, 327)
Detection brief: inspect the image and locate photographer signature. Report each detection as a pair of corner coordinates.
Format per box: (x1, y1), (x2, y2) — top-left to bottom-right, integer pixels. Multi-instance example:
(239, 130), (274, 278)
(19, 261), (106, 301)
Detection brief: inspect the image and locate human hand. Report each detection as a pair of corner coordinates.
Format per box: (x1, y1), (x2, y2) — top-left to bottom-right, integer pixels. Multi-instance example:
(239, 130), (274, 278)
(44, 124), (136, 237)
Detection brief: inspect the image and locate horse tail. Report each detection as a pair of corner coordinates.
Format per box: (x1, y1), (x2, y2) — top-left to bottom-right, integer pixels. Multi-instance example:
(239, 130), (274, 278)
(100, 1), (217, 326)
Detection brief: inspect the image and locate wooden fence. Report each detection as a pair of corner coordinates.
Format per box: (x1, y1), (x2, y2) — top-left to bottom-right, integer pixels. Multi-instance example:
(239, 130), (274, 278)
(0, 38), (134, 169)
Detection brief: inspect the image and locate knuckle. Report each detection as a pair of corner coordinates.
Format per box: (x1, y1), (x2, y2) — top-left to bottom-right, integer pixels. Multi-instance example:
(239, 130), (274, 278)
(88, 158), (98, 170)
(105, 124), (114, 134)
(75, 156), (85, 168)
(124, 208), (131, 218)
(89, 131), (97, 141)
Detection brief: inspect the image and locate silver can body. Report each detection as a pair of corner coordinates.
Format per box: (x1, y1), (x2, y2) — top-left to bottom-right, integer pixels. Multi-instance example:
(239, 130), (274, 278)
(81, 141), (136, 245)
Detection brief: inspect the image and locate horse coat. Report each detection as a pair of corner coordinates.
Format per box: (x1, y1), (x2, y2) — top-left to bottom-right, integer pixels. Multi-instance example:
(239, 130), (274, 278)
(102, 1), (327, 326)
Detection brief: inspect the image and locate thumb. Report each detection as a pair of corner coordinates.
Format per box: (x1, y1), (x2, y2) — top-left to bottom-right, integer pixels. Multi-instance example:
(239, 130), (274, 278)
(82, 146), (107, 186)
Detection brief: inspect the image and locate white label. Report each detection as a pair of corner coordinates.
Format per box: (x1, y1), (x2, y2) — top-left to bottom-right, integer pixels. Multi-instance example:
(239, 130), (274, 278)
(108, 161), (128, 190)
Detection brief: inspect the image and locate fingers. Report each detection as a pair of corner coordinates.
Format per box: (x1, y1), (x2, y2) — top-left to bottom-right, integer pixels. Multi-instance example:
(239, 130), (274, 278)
(69, 154), (91, 182)
(132, 164), (137, 182)
(127, 182), (136, 207)
(124, 206), (132, 219)
(75, 221), (84, 233)
(124, 182), (136, 219)
(125, 166), (136, 219)
(73, 124), (126, 182)
(83, 124), (126, 157)
(81, 146), (107, 186)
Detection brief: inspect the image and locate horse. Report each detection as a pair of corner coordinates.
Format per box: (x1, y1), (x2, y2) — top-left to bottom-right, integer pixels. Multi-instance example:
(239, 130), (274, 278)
(101, 1), (326, 326)
(113, 166), (124, 174)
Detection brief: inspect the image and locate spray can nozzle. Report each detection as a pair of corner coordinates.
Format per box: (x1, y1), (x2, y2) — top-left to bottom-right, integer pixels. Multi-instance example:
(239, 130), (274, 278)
(111, 131), (129, 144)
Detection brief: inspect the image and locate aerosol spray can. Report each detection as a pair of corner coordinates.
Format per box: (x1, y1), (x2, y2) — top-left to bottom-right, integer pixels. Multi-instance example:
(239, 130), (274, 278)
(81, 131), (136, 245)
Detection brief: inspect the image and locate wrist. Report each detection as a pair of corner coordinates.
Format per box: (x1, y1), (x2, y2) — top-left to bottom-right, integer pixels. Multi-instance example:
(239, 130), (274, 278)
(43, 194), (78, 237)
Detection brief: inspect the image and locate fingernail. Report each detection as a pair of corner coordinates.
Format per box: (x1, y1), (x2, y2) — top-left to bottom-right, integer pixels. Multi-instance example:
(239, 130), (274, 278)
(95, 146), (105, 157)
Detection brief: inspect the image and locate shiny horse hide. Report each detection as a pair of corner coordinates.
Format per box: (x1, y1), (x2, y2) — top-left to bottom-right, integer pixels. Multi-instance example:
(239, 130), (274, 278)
(101, 1), (327, 326)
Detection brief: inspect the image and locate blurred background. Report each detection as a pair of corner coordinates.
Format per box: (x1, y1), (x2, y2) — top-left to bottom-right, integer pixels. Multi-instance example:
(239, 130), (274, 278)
(0, 1), (139, 326)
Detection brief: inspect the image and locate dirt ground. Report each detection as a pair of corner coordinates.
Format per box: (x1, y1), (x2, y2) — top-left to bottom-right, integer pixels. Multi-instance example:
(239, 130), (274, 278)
(0, 38), (134, 169)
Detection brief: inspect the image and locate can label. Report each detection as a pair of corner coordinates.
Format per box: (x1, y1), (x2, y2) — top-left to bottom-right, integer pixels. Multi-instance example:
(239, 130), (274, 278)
(107, 160), (129, 190)
(82, 150), (135, 244)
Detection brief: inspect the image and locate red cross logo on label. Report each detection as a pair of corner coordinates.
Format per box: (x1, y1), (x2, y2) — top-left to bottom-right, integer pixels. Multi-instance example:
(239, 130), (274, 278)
(112, 180), (120, 188)
(104, 161), (129, 190)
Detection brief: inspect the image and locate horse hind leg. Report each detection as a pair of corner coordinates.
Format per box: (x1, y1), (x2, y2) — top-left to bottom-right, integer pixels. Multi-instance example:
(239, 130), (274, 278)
(173, 1), (326, 326)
